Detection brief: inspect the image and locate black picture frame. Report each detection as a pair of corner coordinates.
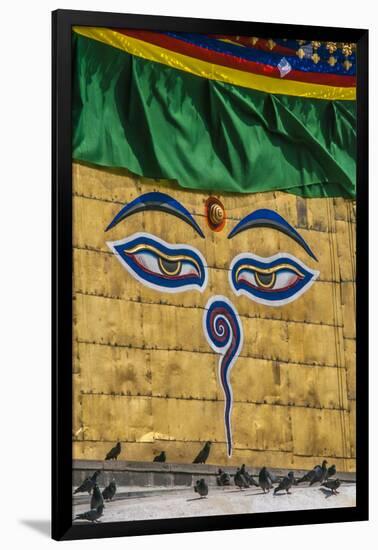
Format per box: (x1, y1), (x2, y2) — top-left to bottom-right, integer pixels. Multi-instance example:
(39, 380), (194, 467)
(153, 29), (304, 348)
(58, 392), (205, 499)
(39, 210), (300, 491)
(52, 9), (369, 541)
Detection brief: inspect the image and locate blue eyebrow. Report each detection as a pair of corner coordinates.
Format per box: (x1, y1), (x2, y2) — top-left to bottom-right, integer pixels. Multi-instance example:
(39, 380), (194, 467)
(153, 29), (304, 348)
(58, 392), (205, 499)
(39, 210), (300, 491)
(228, 208), (317, 261)
(105, 192), (204, 238)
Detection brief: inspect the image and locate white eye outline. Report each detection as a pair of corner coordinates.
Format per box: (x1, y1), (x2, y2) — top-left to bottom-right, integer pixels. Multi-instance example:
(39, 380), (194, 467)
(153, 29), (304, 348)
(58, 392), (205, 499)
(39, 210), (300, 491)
(229, 252), (319, 307)
(107, 231), (208, 294)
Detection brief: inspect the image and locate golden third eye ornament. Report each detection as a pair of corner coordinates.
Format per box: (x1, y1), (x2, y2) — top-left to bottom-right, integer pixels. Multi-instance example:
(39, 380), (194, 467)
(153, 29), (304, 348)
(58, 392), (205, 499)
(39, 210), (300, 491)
(205, 196), (226, 232)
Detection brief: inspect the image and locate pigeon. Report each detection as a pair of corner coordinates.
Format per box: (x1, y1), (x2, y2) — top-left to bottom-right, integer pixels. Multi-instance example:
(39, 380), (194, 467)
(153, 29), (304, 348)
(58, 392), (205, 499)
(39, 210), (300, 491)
(297, 460), (328, 484)
(309, 460), (328, 486)
(326, 464), (337, 480)
(91, 470), (101, 481)
(240, 464), (250, 486)
(322, 478), (341, 495)
(73, 470), (101, 494)
(240, 464), (259, 487)
(75, 504), (104, 523)
(102, 479), (117, 502)
(259, 467), (273, 493)
(153, 451), (166, 463)
(296, 470), (314, 484)
(194, 478), (208, 498)
(105, 442), (121, 461)
(90, 483), (104, 510)
(216, 468), (231, 486)
(193, 441), (212, 464)
(296, 462), (322, 484)
(274, 472), (295, 495)
(235, 468), (249, 490)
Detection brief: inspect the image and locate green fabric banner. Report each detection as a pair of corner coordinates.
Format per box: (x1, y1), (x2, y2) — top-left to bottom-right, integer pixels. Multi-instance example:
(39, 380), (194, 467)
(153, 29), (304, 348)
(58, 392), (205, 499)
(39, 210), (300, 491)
(72, 33), (356, 198)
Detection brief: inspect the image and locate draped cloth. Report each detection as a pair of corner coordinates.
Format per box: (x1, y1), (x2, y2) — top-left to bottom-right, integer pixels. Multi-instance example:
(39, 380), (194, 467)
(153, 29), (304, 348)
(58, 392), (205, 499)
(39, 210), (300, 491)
(72, 28), (356, 198)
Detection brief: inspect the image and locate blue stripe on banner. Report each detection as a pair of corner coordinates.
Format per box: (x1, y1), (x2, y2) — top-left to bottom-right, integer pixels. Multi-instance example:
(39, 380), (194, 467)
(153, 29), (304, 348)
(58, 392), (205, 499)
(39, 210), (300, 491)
(274, 38), (356, 63)
(164, 32), (356, 77)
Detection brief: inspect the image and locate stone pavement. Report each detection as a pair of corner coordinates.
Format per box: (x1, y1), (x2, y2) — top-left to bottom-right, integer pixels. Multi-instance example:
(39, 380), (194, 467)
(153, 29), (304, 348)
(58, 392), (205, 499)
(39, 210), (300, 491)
(73, 483), (356, 524)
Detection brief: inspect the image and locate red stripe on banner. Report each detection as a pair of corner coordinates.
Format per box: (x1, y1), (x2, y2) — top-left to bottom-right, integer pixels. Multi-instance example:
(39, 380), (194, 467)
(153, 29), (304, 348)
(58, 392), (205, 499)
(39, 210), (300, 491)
(115, 29), (356, 88)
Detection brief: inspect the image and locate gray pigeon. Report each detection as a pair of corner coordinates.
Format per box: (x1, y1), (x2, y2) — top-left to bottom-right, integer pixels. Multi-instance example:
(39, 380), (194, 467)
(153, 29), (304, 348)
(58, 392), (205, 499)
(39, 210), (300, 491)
(153, 451), (166, 463)
(194, 478), (208, 498)
(274, 472), (295, 495)
(326, 464), (336, 480)
(309, 460), (328, 486)
(259, 467), (273, 493)
(297, 460), (328, 484)
(73, 470), (100, 495)
(75, 504), (104, 523)
(105, 442), (121, 461)
(102, 479), (117, 502)
(73, 478), (93, 495)
(240, 464), (259, 487)
(216, 469), (231, 486)
(322, 478), (341, 495)
(235, 468), (249, 490)
(193, 441), (212, 464)
(297, 470), (315, 484)
(90, 483), (104, 510)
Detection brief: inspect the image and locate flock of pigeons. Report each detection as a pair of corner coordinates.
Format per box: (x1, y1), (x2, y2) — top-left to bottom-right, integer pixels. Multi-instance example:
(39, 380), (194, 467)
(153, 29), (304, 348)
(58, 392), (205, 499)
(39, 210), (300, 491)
(213, 460), (341, 495)
(73, 441), (341, 523)
(73, 442), (122, 523)
(74, 470), (117, 523)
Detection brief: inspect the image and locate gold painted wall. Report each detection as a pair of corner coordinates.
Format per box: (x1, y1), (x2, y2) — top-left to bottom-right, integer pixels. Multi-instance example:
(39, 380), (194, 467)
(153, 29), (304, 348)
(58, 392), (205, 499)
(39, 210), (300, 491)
(72, 161), (356, 472)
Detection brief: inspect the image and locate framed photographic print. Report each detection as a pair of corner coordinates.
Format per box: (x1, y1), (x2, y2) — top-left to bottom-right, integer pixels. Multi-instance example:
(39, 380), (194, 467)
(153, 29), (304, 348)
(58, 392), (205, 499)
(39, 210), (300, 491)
(52, 9), (368, 541)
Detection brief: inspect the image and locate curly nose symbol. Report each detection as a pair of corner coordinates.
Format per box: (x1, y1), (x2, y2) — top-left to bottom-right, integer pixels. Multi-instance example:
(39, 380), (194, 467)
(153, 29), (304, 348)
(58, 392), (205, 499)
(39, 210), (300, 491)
(203, 296), (243, 457)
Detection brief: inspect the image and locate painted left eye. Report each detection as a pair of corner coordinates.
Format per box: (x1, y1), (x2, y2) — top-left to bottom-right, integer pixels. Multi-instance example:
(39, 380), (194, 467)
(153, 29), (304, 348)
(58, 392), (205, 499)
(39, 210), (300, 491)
(229, 253), (319, 306)
(107, 232), (207, 293)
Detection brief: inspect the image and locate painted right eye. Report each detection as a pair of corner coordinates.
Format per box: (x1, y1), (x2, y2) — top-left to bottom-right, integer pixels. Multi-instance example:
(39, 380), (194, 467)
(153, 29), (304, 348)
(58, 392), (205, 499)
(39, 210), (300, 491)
(229, 252), (319, 306)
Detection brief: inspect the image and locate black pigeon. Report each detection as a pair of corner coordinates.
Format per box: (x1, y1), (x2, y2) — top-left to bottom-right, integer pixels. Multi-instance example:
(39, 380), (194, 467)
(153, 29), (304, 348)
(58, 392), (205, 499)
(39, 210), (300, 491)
(153, 451), (166, 463)
(326, 464), (337, 480)
(90, 483), (104, 510)
(102, 479), (117, 502)
(73, 470), (101, 495)
(216, 468), (231, 486)
(105, 441), (121, 461)
(194, 478), (209, 498)
(274, 472), (295, 495)
(322, 478), (341, 495)
(235, 468), (249, 490)
(240, 464), (259, 487)
(75, 504), (104, 523)
(259, 467), (273, 493)
(309, 460), (328, 486)
(193, 441), (212, 464)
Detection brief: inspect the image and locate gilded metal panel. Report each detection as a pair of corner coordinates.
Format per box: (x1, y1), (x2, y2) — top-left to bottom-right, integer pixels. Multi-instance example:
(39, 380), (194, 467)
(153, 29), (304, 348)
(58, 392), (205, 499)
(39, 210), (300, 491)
(72, 162), (356, 470)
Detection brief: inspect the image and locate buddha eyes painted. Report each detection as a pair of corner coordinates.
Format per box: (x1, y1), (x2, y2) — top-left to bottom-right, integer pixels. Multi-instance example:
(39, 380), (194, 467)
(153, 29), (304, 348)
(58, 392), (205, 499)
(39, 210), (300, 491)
(107, 233), (318, 306)
(105, 196), (319, 306)
(106, 196), (319, 456)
